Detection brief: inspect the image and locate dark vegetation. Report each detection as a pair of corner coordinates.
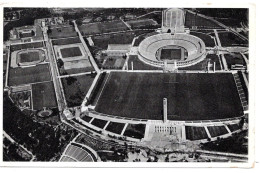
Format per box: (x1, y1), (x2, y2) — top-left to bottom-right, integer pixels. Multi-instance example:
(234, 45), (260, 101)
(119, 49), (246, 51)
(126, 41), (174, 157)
(3, 93), (77, 161)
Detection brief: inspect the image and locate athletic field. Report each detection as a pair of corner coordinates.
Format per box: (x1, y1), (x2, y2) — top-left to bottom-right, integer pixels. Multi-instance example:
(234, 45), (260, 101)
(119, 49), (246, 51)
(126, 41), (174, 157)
(60, 46), (82, 58)
(8, 64), (52, 86)
(32, 81), (57, 110)
(95, 72), (244, 121)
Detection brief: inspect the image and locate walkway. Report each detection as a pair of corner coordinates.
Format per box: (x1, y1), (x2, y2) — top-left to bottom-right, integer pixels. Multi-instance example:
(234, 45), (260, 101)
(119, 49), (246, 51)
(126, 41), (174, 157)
(42, 26), (67, 111)
(73, 21), (100, 73)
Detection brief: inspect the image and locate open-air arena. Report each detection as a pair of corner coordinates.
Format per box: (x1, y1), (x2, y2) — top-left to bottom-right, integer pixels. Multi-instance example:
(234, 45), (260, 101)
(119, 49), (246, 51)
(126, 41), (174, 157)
(3, 7), (250, 162)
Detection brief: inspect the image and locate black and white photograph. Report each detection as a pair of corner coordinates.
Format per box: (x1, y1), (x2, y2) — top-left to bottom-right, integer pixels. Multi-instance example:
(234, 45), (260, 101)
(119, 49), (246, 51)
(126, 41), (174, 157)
(0, 0), (257, 168)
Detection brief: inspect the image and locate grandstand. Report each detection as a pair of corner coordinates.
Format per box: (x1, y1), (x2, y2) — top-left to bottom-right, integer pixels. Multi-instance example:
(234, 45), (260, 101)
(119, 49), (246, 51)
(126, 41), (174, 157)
(60, 143), (98, 162)
(138, 33), (206, 68)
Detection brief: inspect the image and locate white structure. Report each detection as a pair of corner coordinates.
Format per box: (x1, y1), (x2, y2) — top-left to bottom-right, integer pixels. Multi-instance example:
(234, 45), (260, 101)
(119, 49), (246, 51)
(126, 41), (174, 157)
(162, 8), (185, 34)
(163, 98), (168, 123)
(103, 44), (132, 56)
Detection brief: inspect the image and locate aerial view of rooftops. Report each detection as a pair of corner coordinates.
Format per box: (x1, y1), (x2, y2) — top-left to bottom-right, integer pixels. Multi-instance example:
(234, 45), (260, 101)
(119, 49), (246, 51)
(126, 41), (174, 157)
(3, 7), (249, 163)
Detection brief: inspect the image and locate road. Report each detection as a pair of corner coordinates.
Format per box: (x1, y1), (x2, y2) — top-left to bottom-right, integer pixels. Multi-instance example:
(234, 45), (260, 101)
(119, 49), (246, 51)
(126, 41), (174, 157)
(42, 26), (66, 111)
(73, 21), (100, 73)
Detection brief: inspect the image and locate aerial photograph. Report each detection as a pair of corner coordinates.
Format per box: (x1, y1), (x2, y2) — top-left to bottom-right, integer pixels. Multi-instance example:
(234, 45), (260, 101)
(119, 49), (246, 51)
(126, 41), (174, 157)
(2, 7), (249, 163)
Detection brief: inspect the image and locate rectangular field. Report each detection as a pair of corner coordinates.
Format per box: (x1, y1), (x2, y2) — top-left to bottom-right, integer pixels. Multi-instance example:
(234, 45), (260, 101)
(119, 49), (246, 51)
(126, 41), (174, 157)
(160, 49), (182, 60)
(185, 126), (208, 141)
(79, 20), (129, 36)
(31, 81), (57, 110)
(49, 26), (78, 39)
(19, 51), (40, 63)
(8, 64), (52, 86)
(95, 72), (244, 121)
(60, 46), (82, 58)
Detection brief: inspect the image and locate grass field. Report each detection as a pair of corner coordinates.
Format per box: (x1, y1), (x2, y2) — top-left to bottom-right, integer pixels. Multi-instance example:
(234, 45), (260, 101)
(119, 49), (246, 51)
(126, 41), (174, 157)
(49, 26), (78, 39)
(185, 126), (208, 141)
(60, 46), (82, 58)
(217, 31), (248, 47)
(126, 19), (158, 28)
(90, 118), (107, 129)
(89, 30), (152, 51)
(95, 72), (243, 121)
(79, 20), (129, 36)
(105, 122), (125, 135)
(185, 11), (223, 29)
(8, 64), (51, 86)
(52, 37), (81, 45)
(61, 74), (96, 107)
(127, 55), (161, 70)
(19, 51), (40, 63)
(160, 49), (181, 60)
(31, 81), (57, 110)
(179, 54), (221, 71)
(190, 31), (216, 47)
(10, 42), (44, 52)
(123, 123), (146, 139)
(207, 126), (229, 138)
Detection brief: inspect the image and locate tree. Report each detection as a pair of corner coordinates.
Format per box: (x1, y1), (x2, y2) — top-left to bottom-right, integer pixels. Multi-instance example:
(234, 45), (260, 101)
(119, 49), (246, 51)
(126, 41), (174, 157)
(56, 58), (64, 68)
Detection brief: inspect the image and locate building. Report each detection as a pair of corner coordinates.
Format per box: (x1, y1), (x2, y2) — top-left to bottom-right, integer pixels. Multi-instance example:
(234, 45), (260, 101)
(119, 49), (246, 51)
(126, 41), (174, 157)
(103, 44), (132, 56)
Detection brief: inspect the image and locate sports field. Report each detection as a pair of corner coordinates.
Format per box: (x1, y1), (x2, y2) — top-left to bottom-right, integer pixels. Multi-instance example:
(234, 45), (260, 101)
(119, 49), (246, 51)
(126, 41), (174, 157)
(160, 49), (182, 60)
(60, 46), (82, 58)
(19, 51), (40, 63)
(8, 64), (52, 86)
(79, 20), (129, 36)
(32, 81), (57, 110)
(95, 72), (244, 121)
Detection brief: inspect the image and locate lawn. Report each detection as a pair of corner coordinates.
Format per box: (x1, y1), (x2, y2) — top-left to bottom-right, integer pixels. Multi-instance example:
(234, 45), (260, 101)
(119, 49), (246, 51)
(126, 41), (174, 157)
(8, 64), (52, 86)
(89, 30), (152, 51)
(31, 81), (57, 110)
(60, 46), (82, 58)
(179, 54), (221, 71)
(52, 37), (81, 45)
(217, 31), (248, 47)
(105, 122), (125, 135)
(10, 42), (44, 52)
(127, 55), (161, 70)
(19, 51), (40, 63)
(207, 126), (229, 138)
(49, 26), (78, 39)
(227, 124), (241, 132)
(185, 126), (208, 141)
(160, 49), (182, 60)
(90, 118), (108, 129)
(126, 19), (158, 28)
(123, 123), (146, 139)
(190, 31), (216, 47)
(61, 74), (96, 107)
(185, 11), (223, 29)
(79, 20), (129, 36)
(95, 72), (243, 121)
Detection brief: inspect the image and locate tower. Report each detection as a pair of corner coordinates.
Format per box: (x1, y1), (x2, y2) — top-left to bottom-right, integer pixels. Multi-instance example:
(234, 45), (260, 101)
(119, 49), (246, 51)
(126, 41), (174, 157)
(161, 8), (185, 34)
(163, 98), (168, 123)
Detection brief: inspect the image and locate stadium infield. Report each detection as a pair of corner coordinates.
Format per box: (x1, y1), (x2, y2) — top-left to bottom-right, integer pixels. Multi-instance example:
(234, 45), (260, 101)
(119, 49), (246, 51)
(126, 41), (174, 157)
(94, 72), (244, 121)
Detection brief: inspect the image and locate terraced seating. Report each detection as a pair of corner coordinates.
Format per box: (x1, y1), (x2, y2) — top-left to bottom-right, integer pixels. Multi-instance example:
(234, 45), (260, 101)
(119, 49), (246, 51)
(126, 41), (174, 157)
(61, 143), (96, 162)
(138, 33), (206, 68)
